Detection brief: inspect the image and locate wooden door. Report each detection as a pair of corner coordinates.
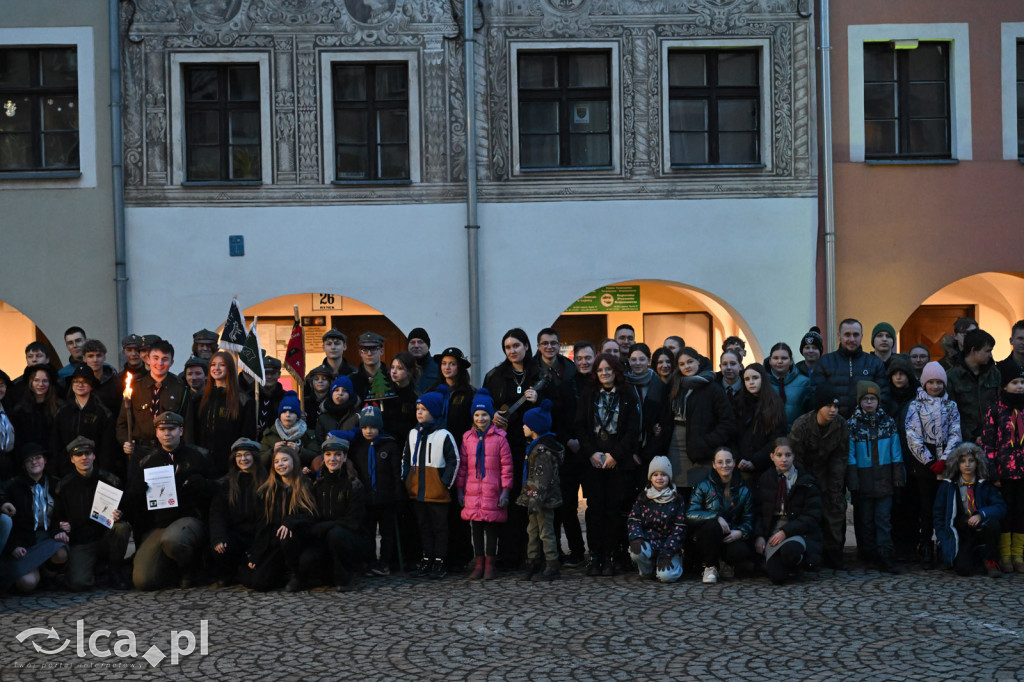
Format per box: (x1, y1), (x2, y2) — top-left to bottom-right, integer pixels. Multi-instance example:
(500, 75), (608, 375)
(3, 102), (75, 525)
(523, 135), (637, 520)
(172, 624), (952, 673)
(899, 304), (975, 359)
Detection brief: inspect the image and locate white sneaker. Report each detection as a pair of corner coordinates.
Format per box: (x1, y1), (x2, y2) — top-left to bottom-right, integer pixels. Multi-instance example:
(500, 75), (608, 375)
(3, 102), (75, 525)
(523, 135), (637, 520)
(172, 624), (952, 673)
(720, 563), (735, 579)
(702, 565), (718, 584)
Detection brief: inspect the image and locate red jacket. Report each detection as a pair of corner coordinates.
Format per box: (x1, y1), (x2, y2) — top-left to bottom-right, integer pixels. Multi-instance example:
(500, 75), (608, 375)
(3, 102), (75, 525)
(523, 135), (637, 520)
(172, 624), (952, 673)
(457, 425), (513, 523)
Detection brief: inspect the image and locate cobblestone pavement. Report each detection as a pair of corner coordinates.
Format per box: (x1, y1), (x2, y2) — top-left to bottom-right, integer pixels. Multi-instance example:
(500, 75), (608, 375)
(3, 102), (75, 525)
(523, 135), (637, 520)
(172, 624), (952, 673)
(1, 559), (1022, 681)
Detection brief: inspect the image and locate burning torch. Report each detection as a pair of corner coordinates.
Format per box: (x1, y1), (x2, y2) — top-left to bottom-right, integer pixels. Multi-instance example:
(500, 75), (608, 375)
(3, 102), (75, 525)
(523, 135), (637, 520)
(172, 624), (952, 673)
(123, 372), (133, 453)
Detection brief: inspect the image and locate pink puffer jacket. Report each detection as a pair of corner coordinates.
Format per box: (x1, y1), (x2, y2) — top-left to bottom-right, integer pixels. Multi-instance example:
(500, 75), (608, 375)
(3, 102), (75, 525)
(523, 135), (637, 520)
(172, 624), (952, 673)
(458, 425), (514, 523)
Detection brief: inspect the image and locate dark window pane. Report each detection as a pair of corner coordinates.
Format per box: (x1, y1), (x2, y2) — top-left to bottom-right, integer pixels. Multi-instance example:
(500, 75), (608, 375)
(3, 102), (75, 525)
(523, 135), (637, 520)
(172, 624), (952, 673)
(1018, 120), (1024, 158)
(519, 102), (559, 134)
(336, 145), (368, 178)
(187, 69), (219, 101)
(377, 110), (407, 144)
(519, 55), (558, 89)
(718, 132), (757, 164)
(187, 112), (219, 144)
(569, 101), (609, 133)
(908, 43), (946, 81)
(0, 133), (33, 168)
(718, 52), (757, 86)
(520, 134), (559, 167)
(229, 145), (260, 179)
(570, 133), (610, 166)
(0, 95), (32, 132)
(335, 110), (367, 144)
(228, 67), (259, 102)
(864, 83), (896, 119)
(908, 119), (948, 155)
(229, 111), (260, 144)
(863, 46), (893, 83)
(908, 82), (946, 118)
(0, 50), (31, 87)
(718, 99), (757, 132)
(670, 132), (708, 165)
(375, 65), (407, 100)
(40, 49), (77, 87)
(43, 96), (79, 130)
(378, 144), (409, 178)
(669, 100), (707, 132)
(865, 120), (896, 156)
(334, 66), (367, 101)
(569, 54), (608, 87)
(187, 146), (220, 180)
(1018, 82), (1024, 115)
(668, 52), (706, 87)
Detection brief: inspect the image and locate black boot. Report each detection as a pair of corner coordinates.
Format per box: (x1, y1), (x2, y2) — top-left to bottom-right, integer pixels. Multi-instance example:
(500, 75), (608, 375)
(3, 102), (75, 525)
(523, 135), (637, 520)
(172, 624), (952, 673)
(520, 559), (542, 581)
(921, 541), (935, 570)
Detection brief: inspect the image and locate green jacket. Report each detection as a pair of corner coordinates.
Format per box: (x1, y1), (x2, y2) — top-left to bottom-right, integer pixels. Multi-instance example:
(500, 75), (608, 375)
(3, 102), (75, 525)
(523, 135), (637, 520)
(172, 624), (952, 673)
(516, 435), (564, 513)
(946, 362), (1000, 443)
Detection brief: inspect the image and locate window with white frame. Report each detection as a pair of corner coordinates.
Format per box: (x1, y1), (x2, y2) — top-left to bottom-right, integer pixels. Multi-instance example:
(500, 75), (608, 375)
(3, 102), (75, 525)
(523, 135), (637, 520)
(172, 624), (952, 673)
(1000, 24), (1024, 160)
(0, 27), (95, 187)
(661, 39), (771, 172)
(509, 43), (620, 174)
(170, 53), (272, 185)
(320, 51), (420, 184)
(848, 24), (971, 163)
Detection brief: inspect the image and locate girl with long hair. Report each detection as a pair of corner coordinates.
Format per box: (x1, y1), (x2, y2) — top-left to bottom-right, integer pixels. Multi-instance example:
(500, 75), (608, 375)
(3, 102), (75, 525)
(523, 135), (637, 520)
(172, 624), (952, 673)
(735, 364), (787, 475)
(193, 350), (256, 477)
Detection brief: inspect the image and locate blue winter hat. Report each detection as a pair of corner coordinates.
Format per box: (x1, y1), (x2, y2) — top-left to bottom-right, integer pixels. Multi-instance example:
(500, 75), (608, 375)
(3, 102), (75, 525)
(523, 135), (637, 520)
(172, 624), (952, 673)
(279, 390), (301, 416)
(331, 375), (354, 395)
(359, 405), (383, 429)
(416, 384), (450, 420)
(470, 388), (495, 417)
(523, 399), (553, 435)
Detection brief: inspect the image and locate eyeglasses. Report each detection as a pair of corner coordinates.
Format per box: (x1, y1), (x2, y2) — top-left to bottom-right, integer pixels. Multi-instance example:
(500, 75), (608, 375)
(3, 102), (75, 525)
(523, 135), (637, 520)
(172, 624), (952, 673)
(359, 346), (381, 353)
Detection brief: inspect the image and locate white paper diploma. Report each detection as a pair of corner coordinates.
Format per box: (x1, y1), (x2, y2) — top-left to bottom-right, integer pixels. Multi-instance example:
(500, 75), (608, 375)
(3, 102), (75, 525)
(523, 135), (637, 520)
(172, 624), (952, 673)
(90, 480), (123, 528)
(144, 465), (178, 510)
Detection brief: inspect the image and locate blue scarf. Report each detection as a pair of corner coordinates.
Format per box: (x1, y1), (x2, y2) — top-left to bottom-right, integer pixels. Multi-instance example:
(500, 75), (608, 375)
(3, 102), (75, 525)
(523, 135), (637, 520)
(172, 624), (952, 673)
(523, 432), (554, 485)
(368, 439), (377, 491)
(475, 426), (490, 479)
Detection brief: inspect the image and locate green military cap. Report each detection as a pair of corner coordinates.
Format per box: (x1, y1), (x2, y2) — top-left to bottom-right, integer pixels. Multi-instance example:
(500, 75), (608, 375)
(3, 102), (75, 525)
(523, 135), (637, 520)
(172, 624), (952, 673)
(66, 436), (96, 456)
(192, 329), (219, 344)
(322, 434), (351, 452)
(322, 328), (347, 343)
(121, 334), (144, 349)
(263, 354), (282, 371)
(154, 411), (184, 427)
(184, 355), (209, 369)
(358, 331), (385, 348)
(141, 334), (162, 349)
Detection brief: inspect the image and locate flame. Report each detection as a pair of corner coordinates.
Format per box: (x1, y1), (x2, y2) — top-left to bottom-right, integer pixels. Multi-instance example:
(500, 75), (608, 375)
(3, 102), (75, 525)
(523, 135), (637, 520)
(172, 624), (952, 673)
(123, 372), (133, 400)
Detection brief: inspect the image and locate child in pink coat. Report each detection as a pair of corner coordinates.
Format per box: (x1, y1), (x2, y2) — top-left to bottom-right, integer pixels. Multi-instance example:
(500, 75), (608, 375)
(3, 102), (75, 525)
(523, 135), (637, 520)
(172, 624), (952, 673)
(457, 389), (513, 580)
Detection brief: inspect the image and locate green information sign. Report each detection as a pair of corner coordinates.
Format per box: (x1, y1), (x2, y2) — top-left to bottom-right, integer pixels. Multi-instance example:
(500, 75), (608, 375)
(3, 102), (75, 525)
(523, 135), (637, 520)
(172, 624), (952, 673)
(566, 285), (641, 312)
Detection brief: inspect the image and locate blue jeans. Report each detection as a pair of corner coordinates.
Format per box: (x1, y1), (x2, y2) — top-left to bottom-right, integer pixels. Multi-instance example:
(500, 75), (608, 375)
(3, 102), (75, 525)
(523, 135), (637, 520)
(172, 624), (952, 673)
(853, 494), (893, 556)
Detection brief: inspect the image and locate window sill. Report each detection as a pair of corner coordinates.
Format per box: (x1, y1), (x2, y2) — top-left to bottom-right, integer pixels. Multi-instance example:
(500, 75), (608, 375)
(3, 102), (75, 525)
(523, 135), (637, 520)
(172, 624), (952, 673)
(180, 180), (264, 187)
(0, 170), (82, 180)
(331, 179), (412, 186)
(669, 163), (766, 171)
(864, 158), (958, 166)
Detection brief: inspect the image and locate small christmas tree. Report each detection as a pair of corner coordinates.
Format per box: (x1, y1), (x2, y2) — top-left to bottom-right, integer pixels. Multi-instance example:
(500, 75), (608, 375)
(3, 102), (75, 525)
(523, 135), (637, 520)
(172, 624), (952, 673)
(368, 369), (395, 400)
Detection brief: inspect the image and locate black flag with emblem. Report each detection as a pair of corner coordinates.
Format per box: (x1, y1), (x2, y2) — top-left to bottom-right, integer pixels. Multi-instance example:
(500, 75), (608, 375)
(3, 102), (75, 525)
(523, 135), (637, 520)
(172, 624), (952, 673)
(239, 319), (265, 386)
(220, 297), (247, 352)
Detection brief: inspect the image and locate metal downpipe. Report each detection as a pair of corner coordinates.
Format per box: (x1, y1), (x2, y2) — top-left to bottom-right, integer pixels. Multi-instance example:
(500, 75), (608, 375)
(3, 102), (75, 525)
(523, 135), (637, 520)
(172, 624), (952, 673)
(464, 0), (481, 370)
(819, 0), (837, 342)
(110, 0), (129, 339)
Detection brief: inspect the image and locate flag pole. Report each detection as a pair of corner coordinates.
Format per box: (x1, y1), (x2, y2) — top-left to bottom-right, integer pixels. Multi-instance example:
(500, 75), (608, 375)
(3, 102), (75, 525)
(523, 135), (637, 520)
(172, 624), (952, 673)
(292, 304), (304, 406)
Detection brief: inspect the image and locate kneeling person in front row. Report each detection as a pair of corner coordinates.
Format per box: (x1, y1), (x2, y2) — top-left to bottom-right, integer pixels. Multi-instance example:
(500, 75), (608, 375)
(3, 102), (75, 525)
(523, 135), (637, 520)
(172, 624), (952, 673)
(626, 456), (686, 583)
(753, 438), (823, 585)
(53, 436), (132, 590)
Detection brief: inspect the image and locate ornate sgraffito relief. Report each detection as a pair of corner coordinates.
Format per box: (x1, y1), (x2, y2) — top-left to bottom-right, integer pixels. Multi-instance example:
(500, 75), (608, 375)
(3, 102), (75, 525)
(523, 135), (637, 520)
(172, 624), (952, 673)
(121, 0), (814, 205)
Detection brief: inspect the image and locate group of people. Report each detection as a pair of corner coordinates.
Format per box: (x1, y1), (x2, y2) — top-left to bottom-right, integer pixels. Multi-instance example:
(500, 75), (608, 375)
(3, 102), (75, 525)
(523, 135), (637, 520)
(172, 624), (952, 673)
(0, 314), (1021, 592)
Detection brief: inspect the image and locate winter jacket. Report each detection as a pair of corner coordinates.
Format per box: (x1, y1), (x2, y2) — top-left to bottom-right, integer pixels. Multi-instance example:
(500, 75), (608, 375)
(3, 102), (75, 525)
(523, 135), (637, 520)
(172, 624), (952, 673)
(382, 382), (418, 445)
(905, 388), (962, 468)
(516, 434), (563, 514)
(349, 434), (403, 506)
(115, 373), (190, 446)
(534, 354), (578, 449)
(259, 421), (321, 471)
(251, 382), (286, 439)
(788, 410), (848, 473)
(626, 487), (687, 557)
(50, 395), (115, 477)
(812, 346), (890, 418)
(402, 420), (458, 503)
(846, 407), (905, 497)
(626, 369), (666, 457)
(310, 465), (368, 537)
(208, 471), (262, 549)
(10, 400), (60, 452)
(315, 396), (360, 445)
(933, 477), (1005, 567)
(125, 442), (213, 535)
(248, 481), (317, 565)
(457, 425), (514, 523)
(753, 467), (824, 565)
(430, 380), (476, 448)
(652, 376), (736, 466)
(93, 364), (123, 416)
(3, 472), (61, 557)
(766, 367), (812, 430)
(483, 360), (557, 463)
(685, 470), (754, 539)
(53, 468), (125, 546)
(575, 384), (641, 469)
(981, 395), (1024, 481)
(732, 395), (787, 473)
(190, 388), (257, 478)
(946, 361), (1001, 443)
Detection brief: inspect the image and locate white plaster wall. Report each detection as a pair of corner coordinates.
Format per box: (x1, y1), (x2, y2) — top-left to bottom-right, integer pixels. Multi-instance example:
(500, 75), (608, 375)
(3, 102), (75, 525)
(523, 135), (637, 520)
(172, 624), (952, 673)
(126, 197), (816, 371)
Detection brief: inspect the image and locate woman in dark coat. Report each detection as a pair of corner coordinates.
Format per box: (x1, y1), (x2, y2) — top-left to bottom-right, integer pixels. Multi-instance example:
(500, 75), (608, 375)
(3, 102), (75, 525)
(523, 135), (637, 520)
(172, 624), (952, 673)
(209, 438), (266, 587)
(575, 353), (640, 576)
(50, 365), (115, 478)
(192, 351), (257, 478)
(10, 365), (62, 461)
(734, 364), (787, 476)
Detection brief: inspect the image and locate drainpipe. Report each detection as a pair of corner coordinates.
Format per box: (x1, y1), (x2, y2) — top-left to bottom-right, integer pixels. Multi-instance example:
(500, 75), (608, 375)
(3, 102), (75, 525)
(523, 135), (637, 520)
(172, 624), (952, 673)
(463, 0), (481, 370)
(818, 0), (837, 342)
(110, 0), (129, 339)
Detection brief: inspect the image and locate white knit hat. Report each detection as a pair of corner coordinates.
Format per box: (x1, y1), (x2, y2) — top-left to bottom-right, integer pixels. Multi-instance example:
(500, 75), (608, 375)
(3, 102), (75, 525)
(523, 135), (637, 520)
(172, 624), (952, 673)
(648, 456), (673, 479)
